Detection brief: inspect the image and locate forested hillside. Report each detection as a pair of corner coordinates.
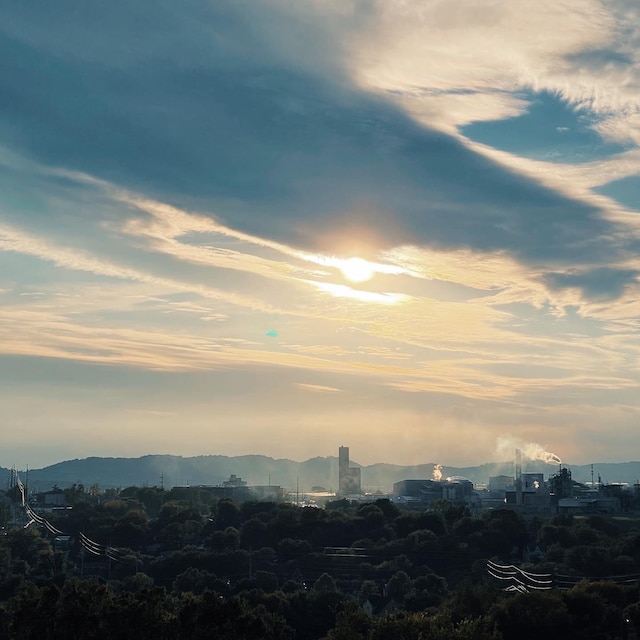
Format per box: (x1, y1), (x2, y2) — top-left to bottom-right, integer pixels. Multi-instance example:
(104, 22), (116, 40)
(2, 483), (640, 638)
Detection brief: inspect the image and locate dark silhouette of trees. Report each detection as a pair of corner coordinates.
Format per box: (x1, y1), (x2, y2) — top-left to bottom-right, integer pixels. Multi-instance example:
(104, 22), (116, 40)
(5, 484), (640, 639)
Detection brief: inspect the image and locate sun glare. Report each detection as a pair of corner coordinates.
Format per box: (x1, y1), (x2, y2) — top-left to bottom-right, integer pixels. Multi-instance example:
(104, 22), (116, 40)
(339, 257), (375, 283)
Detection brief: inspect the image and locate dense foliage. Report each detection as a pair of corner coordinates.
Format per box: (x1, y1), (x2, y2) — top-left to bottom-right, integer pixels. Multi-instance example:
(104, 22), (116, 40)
(2, 485), (640, 638)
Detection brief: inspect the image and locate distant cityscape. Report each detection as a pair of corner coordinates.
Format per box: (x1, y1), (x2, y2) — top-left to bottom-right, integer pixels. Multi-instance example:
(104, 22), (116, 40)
(316, 446), (635, 515)
(8, 445), (640, 517)
(3, 445), (640, 638)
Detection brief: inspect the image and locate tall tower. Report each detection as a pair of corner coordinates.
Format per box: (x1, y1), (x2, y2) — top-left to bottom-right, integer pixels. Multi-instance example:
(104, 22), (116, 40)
(339, 446), (349, 475)
(339, 446), (349, 495)
(338, 446), (361, 496)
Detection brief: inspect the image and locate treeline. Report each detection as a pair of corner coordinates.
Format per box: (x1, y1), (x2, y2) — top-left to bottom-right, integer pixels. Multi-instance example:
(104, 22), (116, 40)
(2, 485), (640, 638)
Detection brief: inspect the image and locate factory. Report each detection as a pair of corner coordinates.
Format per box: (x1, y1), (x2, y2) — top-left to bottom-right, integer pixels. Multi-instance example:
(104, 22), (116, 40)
(393, 475), (478, 509)
(388, 449), (623, 515)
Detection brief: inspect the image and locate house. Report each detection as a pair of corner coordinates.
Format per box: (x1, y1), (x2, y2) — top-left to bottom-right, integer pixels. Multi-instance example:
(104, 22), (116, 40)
(39, 487), (66, 507)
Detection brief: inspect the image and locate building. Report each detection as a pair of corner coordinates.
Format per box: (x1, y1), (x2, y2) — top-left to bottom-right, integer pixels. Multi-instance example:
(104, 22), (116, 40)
(443, 476), (476, 503)
(557, 496), (620, 515)
(197, 475), (283, 502)
(392, 476), (478, 509)
(338, 446), (361, 496)
(38, 487), (66, 507)
(393, 479), (443, 506)
(550, 467), (574, 505)
(505, 473), (551, 513)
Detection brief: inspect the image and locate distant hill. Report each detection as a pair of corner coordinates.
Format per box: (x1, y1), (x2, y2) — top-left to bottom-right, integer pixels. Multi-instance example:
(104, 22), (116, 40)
(6, 455), (640, 495)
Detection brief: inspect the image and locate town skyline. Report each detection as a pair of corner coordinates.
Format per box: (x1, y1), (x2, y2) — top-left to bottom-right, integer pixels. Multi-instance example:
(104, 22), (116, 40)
(5, 444), (640, 491)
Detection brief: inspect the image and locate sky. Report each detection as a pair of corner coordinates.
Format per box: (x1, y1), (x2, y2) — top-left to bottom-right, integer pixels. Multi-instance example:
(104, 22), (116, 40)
(2, 0), (640, 470)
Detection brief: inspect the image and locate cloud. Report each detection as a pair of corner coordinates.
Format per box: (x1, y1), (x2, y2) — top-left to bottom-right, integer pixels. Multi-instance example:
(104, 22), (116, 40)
(2, 0), (640, 467)
(0, 0), (632, 273)
(296, 383), (342, 393)
(545, 267), (639, 301)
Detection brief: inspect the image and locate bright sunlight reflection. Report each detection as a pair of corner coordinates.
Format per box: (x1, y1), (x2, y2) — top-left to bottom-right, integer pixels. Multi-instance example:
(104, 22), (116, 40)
(310, 281), (409, 304)
(339, 257), (376, 283)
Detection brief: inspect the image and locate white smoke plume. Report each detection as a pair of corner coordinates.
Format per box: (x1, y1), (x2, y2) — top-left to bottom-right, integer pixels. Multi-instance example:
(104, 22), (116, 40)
(432, 464), (443, 481)
(496, 436), (561, 465)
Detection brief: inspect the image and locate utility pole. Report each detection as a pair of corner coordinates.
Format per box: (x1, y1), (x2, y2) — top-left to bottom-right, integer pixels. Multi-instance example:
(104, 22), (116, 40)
(108, 535), (112, 580)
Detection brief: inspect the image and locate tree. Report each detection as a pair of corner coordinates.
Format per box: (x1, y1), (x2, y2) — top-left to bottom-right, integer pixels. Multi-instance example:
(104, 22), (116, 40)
(240, 518), (271, 549)
(372, 499), (400, 521)
(484, 509), (528, 555)
(215, 499), (241, 529)
(64, 483), (91, 506)
(172, 567), (219, 596)
(135, 487), (164, 517)
(491, 591), (571, 640)
(405, 572), (448, 610)
(313, 573), (338, 594)
(176, 592), (294, 640)
(386, 571), (412, 601)
(359, 580), (379, 602)
(207, 527), (240, 551)
(430, 500), (469, 533)
(564, 545), (614, 577)
(324, 600), (373, 640)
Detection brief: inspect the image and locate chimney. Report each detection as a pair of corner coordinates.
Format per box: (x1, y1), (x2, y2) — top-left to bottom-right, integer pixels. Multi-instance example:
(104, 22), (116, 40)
(515, 449), (522, 506)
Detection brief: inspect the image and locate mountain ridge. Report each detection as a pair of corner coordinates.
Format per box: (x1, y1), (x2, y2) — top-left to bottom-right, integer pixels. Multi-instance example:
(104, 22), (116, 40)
(4, 455), (640, 493)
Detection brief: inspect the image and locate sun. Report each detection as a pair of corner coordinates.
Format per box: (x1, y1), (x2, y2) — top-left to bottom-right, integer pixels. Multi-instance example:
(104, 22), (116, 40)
(339, 257), (376, 283)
